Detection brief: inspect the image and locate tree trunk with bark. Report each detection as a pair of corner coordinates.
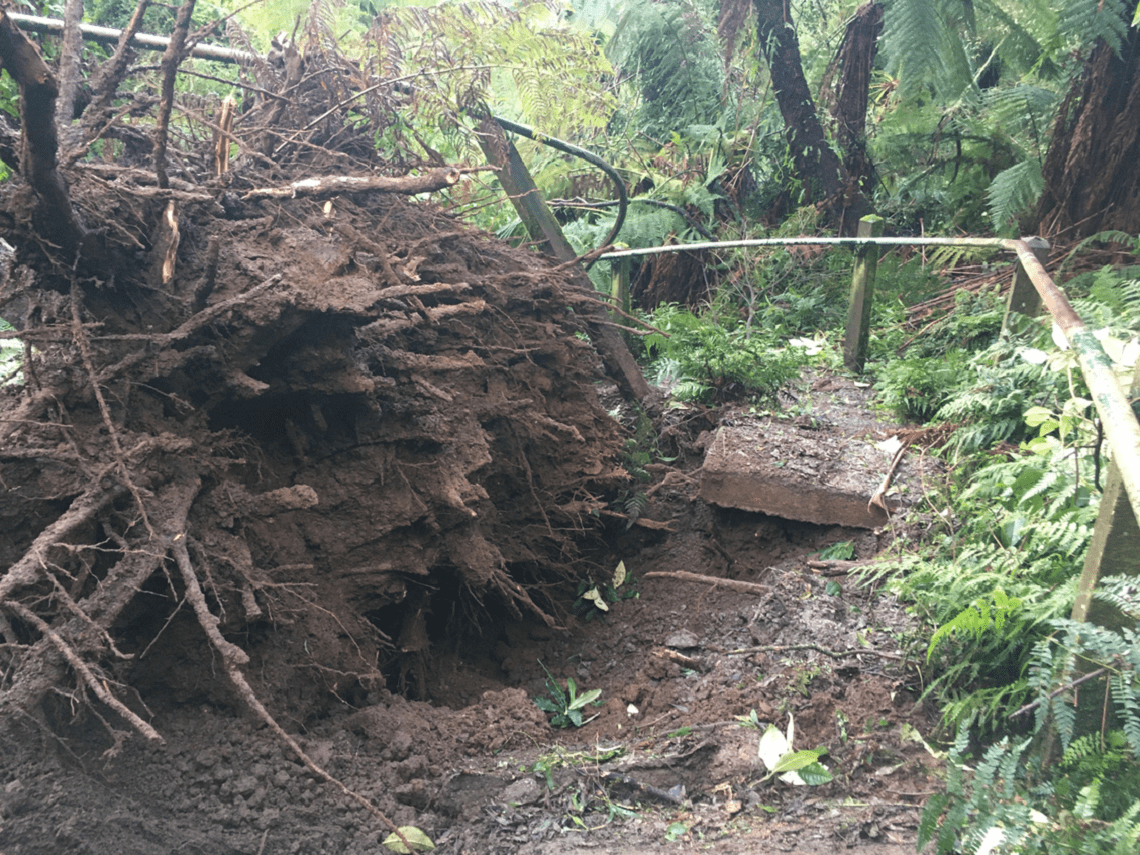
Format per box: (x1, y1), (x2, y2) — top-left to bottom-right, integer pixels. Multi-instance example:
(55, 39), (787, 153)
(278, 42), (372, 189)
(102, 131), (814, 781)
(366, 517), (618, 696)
(751, 0), (873, 235)
(821, 2), (883, 203)
(1035, 28), (1140, 240)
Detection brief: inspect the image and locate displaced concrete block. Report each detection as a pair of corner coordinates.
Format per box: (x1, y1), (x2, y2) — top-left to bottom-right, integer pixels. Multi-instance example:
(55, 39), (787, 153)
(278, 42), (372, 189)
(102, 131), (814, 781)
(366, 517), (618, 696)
(700, 417), (906, 529)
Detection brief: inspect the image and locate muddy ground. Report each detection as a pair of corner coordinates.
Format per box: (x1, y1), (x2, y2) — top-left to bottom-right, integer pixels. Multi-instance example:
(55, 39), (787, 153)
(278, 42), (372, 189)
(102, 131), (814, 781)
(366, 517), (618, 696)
(0, 508), (938, 855)
(1, 376), (941, 855)
(0, 18), (944, 854)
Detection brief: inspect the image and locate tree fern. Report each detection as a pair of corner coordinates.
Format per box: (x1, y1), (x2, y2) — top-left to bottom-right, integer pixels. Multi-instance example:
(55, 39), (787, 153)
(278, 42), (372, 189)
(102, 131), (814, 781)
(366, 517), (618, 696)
(603, 0), (727, 140)
(368, 0), (617, 141)
(1056, 0), (1130, 55)
(881, 0), (978, 101)
(987, 158), (1044, 233)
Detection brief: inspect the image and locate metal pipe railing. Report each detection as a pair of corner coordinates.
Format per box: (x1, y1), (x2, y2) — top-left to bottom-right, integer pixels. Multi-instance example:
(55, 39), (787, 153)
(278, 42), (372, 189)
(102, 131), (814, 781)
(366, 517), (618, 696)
(6, 11), (256, 64)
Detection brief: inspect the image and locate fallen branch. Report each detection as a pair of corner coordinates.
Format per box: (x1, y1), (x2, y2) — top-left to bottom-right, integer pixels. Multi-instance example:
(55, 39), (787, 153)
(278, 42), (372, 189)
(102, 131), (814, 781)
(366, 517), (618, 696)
(805, 558), (889, 575)
(642, 570), (767, 594)
(717, 642), (905, 661)
(868, 440), (908, 515)
(243, 168), (461, 200)
(653, 646), (704, 671)
(1008, 666), (1111, 719)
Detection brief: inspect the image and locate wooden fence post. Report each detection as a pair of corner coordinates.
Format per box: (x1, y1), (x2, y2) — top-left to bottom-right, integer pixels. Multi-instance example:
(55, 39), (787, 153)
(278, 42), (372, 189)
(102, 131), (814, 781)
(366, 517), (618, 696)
(610, 257), (630, 319)
(1001, 236), (1050, 334)
(843, 215), (884, 373)
(1073, 358), (1140, 627)
(474, 117), (577, 263)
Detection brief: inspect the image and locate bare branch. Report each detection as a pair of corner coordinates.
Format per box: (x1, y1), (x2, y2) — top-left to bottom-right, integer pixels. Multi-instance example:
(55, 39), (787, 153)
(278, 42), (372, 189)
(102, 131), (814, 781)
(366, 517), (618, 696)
(242, 168), (462, 200)
(153, 0), (196, 189)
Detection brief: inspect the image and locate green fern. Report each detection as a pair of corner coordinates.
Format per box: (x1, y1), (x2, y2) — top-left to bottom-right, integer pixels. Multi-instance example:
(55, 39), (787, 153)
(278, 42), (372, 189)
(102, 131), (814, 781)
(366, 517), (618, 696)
(1056, 0), (1130, 55)
(643, 304), (808, 404)
(987, 159), (1045, 233)
(882, 0), (977, 101)
(927, 589), (1023, 663)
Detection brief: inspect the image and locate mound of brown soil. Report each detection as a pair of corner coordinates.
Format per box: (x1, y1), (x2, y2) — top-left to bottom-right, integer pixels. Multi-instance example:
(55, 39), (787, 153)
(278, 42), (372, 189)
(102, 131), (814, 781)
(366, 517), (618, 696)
(0, 11), (646, 844)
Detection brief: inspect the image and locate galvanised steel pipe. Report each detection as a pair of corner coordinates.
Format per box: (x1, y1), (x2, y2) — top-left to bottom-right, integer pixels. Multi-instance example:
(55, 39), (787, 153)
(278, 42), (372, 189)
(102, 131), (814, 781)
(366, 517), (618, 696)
(6, 11), (256, 64)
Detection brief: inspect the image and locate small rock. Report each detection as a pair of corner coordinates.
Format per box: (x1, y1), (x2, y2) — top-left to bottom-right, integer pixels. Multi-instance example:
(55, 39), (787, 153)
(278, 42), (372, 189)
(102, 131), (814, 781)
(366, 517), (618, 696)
(665, 629), (700, 649)
(500, 776), (542, 807)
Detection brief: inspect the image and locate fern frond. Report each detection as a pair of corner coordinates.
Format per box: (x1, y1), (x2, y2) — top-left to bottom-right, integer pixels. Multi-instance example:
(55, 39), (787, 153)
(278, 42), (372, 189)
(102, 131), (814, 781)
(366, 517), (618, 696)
(882, 0), (977, 101)
(1056, 0), (1130, 55)
(987, 160), (1044, 233)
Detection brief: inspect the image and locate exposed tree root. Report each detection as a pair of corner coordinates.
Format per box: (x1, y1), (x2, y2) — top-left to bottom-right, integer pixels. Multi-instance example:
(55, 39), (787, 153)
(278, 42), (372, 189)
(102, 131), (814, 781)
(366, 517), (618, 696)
(0, 9), (631, 828)
(3, 599), (163, 743)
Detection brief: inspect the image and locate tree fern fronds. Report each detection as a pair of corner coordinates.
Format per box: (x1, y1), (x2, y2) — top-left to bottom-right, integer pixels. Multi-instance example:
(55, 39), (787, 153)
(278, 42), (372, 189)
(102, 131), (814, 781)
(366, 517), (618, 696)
(1056, 0), (1130, 56)
(973, 0), (1054, 77)
(1109, 801), (1140, 855)
(1114, 669), (1140, 756)
(1092, 576), (1140, 622)
(987, 159), (1044, 233)
(881, 0), (977, 101)
(925, 243), (997, 271)
(984, 84), (1057, 153)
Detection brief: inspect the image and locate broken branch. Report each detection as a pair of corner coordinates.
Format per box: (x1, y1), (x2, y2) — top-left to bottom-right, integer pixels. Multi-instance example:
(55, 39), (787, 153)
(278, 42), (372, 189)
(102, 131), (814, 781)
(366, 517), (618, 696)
(242, 168), (462, 200)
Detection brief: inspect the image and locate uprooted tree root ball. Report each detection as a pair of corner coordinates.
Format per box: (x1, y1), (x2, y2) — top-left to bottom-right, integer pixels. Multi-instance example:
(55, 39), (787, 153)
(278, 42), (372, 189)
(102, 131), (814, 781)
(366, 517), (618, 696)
(0, 7), (637, 842)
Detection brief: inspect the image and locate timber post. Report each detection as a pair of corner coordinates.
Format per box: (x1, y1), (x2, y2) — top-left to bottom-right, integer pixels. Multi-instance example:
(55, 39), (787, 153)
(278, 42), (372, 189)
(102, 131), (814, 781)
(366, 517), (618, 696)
(474, 118), (577, 263)
(476, 118), (650, 404)
(843, 214), (884, 373)
(1001, 236), (1050, 334)
(610, 256), (630, 323)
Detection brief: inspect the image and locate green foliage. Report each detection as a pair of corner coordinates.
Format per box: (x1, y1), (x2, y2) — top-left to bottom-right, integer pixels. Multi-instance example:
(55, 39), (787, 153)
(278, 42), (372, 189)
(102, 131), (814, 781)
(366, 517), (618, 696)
(921, 590), (1140, 855)
(602, 0), (726, 140)
(574, 561), (638, 620)
(382, 825), (436, 853)
(988, 158), (1044, 233)
(643, 304), (809, 404)
(92, 0), (229, 36)
(872, 0), (1127, 233)
(1056, 0), (1131, 55)
(370, 0), (616, 141)
(534, 663), (603, 728)
(861, 270), (1135, 736)
(873, 286), (1014, 423)
(874, 350), (969, 422)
